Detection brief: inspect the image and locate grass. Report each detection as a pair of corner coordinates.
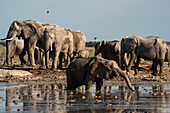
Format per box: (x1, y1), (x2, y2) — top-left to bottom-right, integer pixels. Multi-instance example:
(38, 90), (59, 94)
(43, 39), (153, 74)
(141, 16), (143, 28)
(85, 47), (95, 57)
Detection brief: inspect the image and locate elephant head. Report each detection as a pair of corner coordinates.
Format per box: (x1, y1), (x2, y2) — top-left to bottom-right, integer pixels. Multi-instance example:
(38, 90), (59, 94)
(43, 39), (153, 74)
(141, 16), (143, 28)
(95, 40), (106, 56)
(86, 56), (134, 91)
(121, 36), (139, 69)
(121, 36), (139, 54)
(2, 20), (37, 41)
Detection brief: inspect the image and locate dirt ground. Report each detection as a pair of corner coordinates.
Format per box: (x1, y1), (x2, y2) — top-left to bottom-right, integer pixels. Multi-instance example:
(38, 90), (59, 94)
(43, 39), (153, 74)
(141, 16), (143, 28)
(0, 59), (169, 83)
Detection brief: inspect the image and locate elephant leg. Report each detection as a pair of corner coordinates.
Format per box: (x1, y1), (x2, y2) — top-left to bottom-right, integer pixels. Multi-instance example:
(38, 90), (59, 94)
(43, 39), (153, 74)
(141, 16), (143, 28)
(28, 48), (35, 66)
(152, 60), (158, 75)
(28, 39), (37, 66)
(134, 56), (140, 75)
(73, 51), (77, 58)
(10, 57), (13, 65)
(96, 79), (103, 92)
(52, 50), (60, 71)
(58, 52), (64, 69)
(86, 80), (93, 91)
(20, 50), (26, 65)
(159, 59), (164, 75)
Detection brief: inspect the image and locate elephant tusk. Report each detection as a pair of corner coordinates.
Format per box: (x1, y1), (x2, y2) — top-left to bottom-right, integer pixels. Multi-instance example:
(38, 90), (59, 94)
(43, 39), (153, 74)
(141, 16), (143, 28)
(1, 37), (15, 41)
(0, 38), (6, 40)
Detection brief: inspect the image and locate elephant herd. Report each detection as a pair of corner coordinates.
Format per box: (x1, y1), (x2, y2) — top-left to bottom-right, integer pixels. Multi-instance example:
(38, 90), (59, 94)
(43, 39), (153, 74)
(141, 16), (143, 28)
(2, 20), (170, 92)
(2, 20), (87, 70)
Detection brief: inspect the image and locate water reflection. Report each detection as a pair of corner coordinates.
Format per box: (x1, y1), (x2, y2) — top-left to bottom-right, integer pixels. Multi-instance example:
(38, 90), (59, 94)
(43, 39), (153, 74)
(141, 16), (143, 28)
(0, 82), (169, 112)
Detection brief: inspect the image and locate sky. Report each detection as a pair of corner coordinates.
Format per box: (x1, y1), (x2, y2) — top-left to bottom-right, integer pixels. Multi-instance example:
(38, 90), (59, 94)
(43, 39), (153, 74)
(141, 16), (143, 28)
(0, 0), (170, 42)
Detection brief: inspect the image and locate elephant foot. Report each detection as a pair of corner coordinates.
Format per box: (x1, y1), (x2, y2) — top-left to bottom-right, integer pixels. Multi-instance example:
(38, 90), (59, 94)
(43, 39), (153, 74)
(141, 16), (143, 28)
(151, 72), (158, 76)
(57, 66), (62, 69)
(51, 67), (56, 71)
(39, 65), (46, 70)
(158, 72), (164, 76)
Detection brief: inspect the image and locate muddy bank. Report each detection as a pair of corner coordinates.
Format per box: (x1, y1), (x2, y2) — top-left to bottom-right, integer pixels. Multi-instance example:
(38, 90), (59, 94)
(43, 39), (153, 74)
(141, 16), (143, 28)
(0, 61), (169, 83)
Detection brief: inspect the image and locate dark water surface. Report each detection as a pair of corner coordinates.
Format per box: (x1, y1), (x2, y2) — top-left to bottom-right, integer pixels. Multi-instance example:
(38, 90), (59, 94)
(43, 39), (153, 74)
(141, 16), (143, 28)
(0, 82), (169, 113)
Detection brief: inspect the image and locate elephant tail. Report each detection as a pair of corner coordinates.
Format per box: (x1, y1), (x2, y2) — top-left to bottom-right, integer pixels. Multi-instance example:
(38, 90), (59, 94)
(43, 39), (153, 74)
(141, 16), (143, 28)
(117, 68), (135, 91)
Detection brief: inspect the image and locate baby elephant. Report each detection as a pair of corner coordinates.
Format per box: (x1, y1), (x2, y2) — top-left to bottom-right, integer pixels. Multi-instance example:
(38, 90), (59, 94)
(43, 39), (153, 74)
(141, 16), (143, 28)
(78, 49), (89, 58)
(66, 56), (134, 92)
(4, 39), (26, 65)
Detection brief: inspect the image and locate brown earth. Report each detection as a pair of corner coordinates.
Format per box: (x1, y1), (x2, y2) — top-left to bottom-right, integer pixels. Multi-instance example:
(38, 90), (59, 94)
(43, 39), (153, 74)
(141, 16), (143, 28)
(0, 59), (169, 83)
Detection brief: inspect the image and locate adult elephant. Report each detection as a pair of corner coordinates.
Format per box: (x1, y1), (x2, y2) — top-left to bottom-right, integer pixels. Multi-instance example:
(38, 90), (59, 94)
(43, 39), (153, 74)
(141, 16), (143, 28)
(121, 35), (169, 75)
(67, 30), (86, 57)
(95, 40), (121, 67)
(2, 20), (59, 66)
(66, 56), (134, 92)
(43, 27), (74, 70)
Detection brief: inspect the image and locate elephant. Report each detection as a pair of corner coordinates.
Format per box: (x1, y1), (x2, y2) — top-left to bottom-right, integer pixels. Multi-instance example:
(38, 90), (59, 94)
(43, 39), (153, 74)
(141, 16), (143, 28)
(2, 20), (59, 66)
(3, 38), (26, 65)
(59, 29), (86, 67)
(66, 56), (135, 92)
(95, 40), (121, 67)
(67, 29), (86, 57)
(3, 38), (43, 65)
(78, 49), (89, 58)
(43, 27), (74, 70)
(121, 35), (169, 75)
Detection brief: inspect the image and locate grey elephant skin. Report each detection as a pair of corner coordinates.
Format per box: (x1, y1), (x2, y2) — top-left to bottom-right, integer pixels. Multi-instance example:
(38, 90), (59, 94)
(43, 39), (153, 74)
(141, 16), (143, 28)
(66, 56), (134, 92)
(4, 39), (26, 65)
(4, 38), (44, 65)
(95, 40), (121, 67)
(67, 30), (86, 57)
(2, 20), (59, 66)
(43, 27), (74, 70)
(121, 35), (169, 75)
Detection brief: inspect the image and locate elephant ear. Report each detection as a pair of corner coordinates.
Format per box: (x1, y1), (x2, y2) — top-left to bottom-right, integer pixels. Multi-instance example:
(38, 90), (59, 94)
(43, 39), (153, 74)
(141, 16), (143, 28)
(90, 57), (110, 79)
(22, 23), (37, 39)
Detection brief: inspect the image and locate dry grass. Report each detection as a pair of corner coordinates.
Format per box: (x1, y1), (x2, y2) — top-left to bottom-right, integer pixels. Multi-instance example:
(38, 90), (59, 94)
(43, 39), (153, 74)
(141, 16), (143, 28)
(85, 47), (95, 57)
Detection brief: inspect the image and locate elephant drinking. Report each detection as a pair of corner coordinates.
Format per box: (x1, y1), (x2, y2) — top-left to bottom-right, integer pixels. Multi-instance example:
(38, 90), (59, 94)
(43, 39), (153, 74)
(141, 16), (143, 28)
(66, 56), (135, 92)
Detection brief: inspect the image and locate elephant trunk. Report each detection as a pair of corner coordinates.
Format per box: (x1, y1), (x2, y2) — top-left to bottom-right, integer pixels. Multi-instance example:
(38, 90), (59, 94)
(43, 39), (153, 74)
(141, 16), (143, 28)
(117, 68), (135, 91)
(121, 49), (125, 70)
(45, 41), (50, 69)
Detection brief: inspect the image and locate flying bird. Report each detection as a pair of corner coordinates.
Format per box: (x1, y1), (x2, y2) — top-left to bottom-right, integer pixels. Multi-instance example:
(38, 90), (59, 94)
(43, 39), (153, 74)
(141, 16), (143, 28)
(47, 10), (50, 13)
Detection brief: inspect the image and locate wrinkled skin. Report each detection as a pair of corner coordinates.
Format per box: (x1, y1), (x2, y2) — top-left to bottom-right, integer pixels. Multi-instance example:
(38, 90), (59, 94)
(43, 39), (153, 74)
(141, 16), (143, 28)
(121, 35), (169, 75)
(43, 27), (74, 70)
(67, 30), (86, 57)
(95, 40), (121, 67)
(67, 56), (134, 92)
(3, 20), (59, 66)
(62, 29), (86, 67)
(4, 39), (26, 65)
(78, 49), (89, 58)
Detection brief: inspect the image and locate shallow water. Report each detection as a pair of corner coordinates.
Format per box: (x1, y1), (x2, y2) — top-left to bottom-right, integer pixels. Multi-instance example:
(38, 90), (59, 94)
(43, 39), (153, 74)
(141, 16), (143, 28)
(0, 82), (169, 113)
